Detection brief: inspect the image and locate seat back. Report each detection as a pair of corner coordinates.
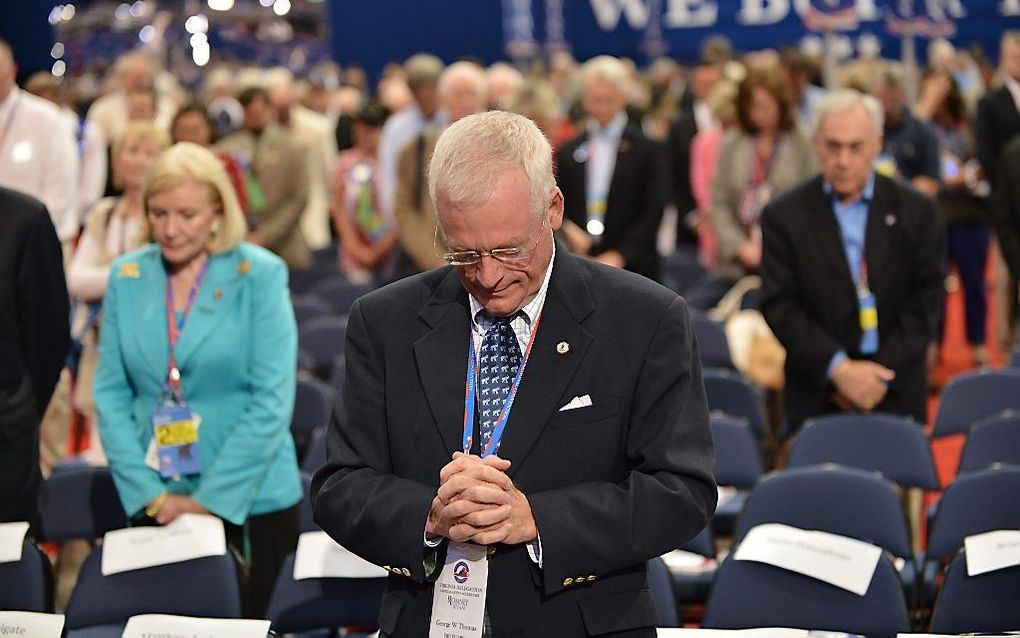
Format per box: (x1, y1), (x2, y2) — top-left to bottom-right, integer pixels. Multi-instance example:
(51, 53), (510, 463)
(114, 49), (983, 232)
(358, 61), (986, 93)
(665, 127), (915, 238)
(702, 368), (766, 438)
(932, 369), (1020, 438)
(927, 465), (1020, 560)
(292, 378), (333, 450)
(299, 472), (318, 533)
(647, 557), (678, 627)
(710, 413), (762, 489)
(680, 525), (715, 558)
(313, 279), (374, 315)
(692, 314), (734, 370)
(0, 538), (53, 612)
(292, 295), (332, 326)
(958, 410), (1020, 474)
(930, 550), (1020, 633)
(732, 466), (912, 558)
(787, 412), (938, 489)
(65, 548), (242, 629)
(38, 466), (128, 542)
(297, 316), (348, 380)
(266, 551), (386, 633)
(703, 553), (910, 634)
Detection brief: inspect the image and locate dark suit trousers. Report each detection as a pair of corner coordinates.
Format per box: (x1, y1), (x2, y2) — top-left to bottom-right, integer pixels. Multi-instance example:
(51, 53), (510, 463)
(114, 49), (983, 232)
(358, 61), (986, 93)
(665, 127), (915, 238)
(0, 377), (44, 531)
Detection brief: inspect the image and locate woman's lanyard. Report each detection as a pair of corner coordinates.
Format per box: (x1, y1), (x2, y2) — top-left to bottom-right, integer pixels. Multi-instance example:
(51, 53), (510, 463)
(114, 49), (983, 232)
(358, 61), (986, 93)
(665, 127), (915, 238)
(163, 260), (210, 399)
(462, 313), (542, 458)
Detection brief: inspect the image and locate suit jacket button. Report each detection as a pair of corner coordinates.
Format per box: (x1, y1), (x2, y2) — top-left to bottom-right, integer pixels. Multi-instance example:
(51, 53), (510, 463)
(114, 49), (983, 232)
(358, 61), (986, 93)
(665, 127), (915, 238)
(587, 575), (596, 582)
(563, 577), (573, 587)
(402, 567), (411, 577)
(383, 566), (391, 571)
(576, 575), (586, 584)
(487, 545), (496, 556)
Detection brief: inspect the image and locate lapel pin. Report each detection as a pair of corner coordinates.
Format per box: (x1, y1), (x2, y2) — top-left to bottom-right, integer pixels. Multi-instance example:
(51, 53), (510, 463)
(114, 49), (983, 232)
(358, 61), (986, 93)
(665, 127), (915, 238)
(213, 288), (223, 301)
(885, 214), (896, 226)
(238, 260), (252, 275)
(118, 262), (140, 279)
(573, 144), (589, 163)
(556, 341), (570, 355)
(618, 139), (631, 153)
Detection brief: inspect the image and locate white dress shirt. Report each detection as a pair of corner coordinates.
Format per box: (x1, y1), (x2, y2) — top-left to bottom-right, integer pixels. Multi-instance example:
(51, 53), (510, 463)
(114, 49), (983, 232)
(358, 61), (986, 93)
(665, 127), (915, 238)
(67, 204), (140, 302)
(0, 88), (80, 241)
(584, 111), (627, 212)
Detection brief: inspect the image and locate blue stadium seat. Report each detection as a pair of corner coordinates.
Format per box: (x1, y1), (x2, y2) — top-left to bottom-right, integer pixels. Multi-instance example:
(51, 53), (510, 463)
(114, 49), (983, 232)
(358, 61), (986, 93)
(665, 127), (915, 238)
(927, 465), (1020, 561)
(65, 548), (242, 636)
(292, 378), (334, 460)
(298, 315), (348, 380)
(930, 550), (1020, 633)
(299, 471), (318, 533)
(787, 412), (938, 489)
(692, 313), (735, 370)
(265, 551), (386, 634)
(702, 553), (910, 634)
(292, 295), (332, 326)
(932, 368), (1020, 438)
(331, 353), (346, 388)
(667, 525), (717, 607)
(38, 465), (128, 542)
(647, 557), (678, 627)
(302, 426), (328, 474)
(702, 368), (766, 438)
(297, 348), (315, 374)
(0, 538), (53, 612)
(313, 279), (374, 316)
(1010, 349), (1020, 368)
(957, 410), (1020, 474)
(709, 413), (762, 536)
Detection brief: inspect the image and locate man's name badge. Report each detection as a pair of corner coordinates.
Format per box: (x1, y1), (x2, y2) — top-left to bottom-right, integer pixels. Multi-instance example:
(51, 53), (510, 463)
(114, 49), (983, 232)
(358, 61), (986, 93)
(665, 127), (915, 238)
(429, 541), (488, 638)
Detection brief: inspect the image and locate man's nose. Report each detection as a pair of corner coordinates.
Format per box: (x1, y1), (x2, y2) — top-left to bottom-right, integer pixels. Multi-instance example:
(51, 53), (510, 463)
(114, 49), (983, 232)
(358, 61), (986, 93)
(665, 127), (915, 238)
(475, 255), (504, 289)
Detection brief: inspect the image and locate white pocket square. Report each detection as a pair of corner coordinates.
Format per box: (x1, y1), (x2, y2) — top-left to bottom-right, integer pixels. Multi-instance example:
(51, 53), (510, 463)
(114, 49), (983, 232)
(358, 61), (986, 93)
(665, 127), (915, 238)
(559, 394), (593, 412)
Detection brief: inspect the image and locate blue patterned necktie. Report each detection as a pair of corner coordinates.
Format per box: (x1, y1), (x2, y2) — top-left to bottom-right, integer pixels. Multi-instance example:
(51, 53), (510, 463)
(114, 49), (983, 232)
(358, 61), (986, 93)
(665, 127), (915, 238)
(477, 313), (523, 453)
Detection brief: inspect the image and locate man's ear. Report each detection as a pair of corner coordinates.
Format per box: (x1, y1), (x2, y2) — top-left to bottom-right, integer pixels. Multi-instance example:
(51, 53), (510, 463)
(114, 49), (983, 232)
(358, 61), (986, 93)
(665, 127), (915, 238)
(548, 188), (564, 231)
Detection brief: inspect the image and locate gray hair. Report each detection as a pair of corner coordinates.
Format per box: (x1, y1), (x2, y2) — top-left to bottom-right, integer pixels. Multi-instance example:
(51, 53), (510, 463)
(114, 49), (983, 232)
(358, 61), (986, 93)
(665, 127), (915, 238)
(811, 89), (884, 138)
(581, 55), (629, 94)
(429, 111), (554, 221)
(438, 61), (489, 99)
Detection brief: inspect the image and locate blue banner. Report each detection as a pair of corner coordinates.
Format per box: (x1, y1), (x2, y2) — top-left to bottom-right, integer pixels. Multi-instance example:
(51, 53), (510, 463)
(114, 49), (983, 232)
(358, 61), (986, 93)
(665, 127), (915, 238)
(328, 1), (1020, 82)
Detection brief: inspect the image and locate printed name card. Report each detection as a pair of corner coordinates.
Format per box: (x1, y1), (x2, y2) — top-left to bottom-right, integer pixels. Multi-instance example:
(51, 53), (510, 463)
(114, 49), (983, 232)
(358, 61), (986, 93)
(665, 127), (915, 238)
(293, 531), (389, 580)
(964, 529), (1020, 576)
(0, 521), (29, 563)
(0, 611), (65, 637)
(122, 615), (271, 638)
(734, 523), (882, 596)
(101, 513), (226, 576)
(656, 629), (811, 637)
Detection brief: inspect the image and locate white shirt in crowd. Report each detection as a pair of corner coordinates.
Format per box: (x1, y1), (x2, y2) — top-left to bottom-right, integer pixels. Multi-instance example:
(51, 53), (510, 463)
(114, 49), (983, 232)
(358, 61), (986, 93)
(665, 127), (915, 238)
(584, 111), (627, 207)
(67, 205), (141, 302)
(0, 87), (80, 241)
(60, 107), (108, 223)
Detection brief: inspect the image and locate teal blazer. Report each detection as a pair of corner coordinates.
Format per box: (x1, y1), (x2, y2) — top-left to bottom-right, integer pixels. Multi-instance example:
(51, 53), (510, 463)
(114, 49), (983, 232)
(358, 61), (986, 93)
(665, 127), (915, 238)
(94, 242), (302, 525)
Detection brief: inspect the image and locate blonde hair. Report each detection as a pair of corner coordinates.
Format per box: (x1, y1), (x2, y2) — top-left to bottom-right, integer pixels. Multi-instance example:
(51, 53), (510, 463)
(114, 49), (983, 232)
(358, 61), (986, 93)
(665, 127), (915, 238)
(429, 111), (553, 221)
(140, 142), (246, 254)
(581, 55), (629, 94)
(112, 122), (170, 190)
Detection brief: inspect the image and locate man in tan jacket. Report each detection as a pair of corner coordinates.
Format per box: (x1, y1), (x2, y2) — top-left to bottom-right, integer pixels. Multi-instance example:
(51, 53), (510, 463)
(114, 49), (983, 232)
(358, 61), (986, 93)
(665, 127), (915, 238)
(219, 87), (310, 270)
(393, 62), (489, 273)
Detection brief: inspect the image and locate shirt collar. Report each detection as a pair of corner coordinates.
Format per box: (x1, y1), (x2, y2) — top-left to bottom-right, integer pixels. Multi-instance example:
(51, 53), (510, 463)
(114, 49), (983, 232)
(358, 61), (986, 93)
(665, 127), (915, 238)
(823, 170), (876, 206)
(469, 240), (555, 329)
(586, 111), (627, 141)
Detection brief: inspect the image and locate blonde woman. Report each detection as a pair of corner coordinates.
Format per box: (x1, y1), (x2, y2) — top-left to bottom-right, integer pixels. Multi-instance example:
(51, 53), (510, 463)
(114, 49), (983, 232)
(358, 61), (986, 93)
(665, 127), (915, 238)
(66, 122), (170, 460)
(94, 142), (301, 616)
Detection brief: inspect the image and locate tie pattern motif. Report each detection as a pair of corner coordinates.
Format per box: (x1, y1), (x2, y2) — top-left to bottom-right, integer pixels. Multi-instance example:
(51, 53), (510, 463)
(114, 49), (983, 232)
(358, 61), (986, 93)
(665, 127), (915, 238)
(477, 314), (522, 453)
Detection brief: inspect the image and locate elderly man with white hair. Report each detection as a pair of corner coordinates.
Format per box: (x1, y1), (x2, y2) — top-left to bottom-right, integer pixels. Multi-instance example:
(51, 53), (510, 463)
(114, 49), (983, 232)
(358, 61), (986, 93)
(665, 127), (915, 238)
(760, 89), (945, 435)
(557, 55), (668, 282)
(312, 110), (715, 637)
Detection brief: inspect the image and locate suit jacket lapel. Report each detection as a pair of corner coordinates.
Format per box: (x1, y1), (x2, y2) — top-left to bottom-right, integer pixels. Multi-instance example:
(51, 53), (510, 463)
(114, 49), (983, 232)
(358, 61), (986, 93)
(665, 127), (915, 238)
(127, 249), (169, 380)
(172, 250), (244, 371)
(499, 250), (594, 474)
(413, 269), (471, 454)
(864, 176), (896, 294)
(606, 126), (635, 210)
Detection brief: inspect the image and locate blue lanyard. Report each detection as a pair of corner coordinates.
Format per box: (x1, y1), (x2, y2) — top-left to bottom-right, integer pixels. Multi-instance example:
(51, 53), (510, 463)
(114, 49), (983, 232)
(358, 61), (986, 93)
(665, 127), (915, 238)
(461, 313), (542, 457)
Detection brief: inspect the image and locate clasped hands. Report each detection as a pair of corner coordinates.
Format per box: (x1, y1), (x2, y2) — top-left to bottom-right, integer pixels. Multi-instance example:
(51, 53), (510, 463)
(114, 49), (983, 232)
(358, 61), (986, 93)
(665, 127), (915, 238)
(831, 358), (896, 412)
(426, 452), (537, 547)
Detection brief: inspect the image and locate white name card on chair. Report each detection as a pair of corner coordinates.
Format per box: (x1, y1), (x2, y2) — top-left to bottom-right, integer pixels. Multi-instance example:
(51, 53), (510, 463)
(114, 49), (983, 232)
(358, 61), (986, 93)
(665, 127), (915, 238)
(293, 530), (388, 580)
(122, 614), (270, 638)
(101, 513), (226, 576)
(0, 521), (29, 563)
(657, 629), (810, 637)
(733, 523), (882, 596)
(0, 611), (65, 637)
(964, 529), (1020, 576)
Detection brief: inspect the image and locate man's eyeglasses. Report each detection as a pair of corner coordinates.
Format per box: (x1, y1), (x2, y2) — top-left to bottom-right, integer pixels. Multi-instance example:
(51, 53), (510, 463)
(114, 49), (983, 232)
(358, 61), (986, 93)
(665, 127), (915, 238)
(436, 221), (547, 267)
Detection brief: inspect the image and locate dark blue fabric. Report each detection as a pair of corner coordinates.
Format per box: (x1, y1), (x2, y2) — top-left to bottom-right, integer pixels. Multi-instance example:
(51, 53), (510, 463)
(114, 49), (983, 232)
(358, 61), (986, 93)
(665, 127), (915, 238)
(958, 410), (1020, 474)
(932, 368), (1020, 437)
(930, 551), (1020, 633)
(927, 465), (1020, 559)
(702, 369), (766, 438)
(0, 539), (52, 612)
(945, 223), (991, 345)
(38, 466), (128, 542)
